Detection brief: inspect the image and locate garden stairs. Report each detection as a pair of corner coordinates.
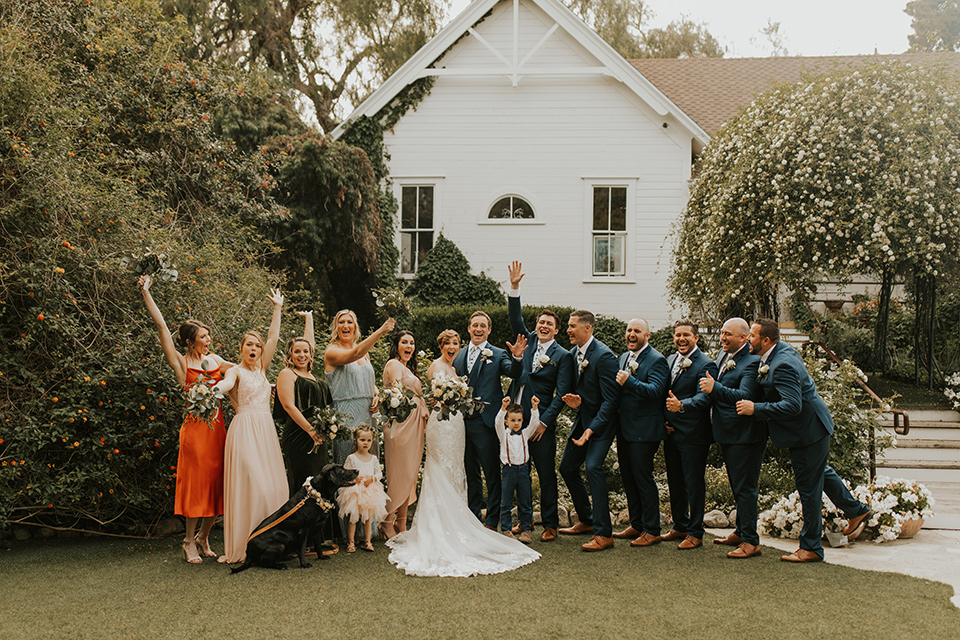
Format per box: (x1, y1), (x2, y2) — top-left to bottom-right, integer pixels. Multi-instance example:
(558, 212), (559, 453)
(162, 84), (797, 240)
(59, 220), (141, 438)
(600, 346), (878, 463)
(878, 409), (960, 530)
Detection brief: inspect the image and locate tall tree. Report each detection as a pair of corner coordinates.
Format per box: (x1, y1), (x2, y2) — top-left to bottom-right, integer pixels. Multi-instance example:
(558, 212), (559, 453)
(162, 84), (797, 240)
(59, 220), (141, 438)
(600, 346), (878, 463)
(641, 17), (725, 58)
(162, 0), (447, 133)
(906, 0), (960, 51)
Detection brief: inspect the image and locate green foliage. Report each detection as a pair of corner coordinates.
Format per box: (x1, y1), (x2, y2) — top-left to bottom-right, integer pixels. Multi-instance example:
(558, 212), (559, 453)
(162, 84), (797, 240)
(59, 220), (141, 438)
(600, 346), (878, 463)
(0, 0), (303, 534)
(906, 0), (960, 52)
(670, 61), (960, 325)
(406, 235), (505, 308)
(641, 18), (726, 58)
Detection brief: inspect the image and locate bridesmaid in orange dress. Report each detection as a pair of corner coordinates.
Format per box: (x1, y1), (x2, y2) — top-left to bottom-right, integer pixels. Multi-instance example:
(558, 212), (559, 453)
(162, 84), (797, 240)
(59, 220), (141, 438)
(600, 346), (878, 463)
(380, 330), (428, 539)
(139, 274), (231, 564)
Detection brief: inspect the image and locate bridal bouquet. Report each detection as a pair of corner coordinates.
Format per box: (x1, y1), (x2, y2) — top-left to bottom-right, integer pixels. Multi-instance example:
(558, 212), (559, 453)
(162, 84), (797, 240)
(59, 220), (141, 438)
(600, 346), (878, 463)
(429, 374), (483, 421)
(305, 405), (353, 454)
(184, 369), (225, 426)
(376, 382), (420, 427)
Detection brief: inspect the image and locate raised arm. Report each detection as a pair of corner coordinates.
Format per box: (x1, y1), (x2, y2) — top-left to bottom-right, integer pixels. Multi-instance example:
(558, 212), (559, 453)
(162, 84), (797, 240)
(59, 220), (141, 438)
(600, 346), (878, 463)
(324, 318), (395, 371)
(214, 365), (240, 394)
(507, 260), (531, 338)
(296, 310), (315, 352)
(139, 275), (187, 386)
(259, 288), (284, 371)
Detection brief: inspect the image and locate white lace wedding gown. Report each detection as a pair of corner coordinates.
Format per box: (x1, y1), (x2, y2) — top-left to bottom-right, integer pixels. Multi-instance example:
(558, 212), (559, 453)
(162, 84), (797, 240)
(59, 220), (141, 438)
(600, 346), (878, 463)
(386, 410), (540, 577)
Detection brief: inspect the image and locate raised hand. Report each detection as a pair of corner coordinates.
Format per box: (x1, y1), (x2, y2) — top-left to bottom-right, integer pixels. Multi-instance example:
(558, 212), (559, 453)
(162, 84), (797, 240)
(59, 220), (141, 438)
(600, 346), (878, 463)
(378, 318), (396, 334)
(506, 333), (528, 359)
(267, 288), (284, 306)
(665, 390), (683, 413)
(138, 274), (152, 291)
(501, 396), (511, 410)
(699, 370), (715, 394)
(295, 310), (313, 319)
(508, 260), (525, 289)
(530, 395), (540, 409)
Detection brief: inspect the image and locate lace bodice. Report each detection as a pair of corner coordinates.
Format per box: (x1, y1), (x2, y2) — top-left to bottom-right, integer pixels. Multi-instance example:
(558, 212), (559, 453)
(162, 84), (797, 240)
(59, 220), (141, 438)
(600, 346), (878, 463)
(234, 366), (271, 408)
(424, 412), (467, 502)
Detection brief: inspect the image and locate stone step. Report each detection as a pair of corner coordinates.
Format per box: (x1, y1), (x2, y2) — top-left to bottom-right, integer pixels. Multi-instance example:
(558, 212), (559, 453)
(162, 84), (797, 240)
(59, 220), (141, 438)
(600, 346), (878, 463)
(881, 425), (960, 441)
(881, 447), (960, 462)
(892, 439), (960, 450)
(884, 410), (960, 423)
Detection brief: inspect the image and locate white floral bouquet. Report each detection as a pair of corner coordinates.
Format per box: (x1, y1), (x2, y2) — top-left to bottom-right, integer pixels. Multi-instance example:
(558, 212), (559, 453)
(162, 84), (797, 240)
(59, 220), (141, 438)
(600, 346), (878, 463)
(376, 381), (420, 427)
(184, 371), (226, 427)
(852, 475), (936, 542)
(429, 373), (483, 421)
(305, 405), (353, 453)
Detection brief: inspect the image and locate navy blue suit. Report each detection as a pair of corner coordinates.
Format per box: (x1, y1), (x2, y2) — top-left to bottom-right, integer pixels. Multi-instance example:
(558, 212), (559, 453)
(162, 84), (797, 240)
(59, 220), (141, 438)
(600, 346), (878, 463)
(707, 345), (765, 545)
(615, 345), (669, 535)
(753, 341), (867, 556)
(664, 347), (717, 539)
(558, 337), (620, 537)
(454, 342), (521, 527)
(506, 294), (574, 530)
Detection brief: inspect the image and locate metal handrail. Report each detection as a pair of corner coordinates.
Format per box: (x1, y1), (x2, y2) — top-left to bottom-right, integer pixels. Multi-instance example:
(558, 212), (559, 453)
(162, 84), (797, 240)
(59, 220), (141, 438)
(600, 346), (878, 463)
(802, 340), (910, 482)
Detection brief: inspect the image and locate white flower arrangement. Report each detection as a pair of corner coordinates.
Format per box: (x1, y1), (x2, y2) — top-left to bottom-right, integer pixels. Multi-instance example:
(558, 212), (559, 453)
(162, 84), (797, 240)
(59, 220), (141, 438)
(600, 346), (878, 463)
(579, 358), (589, 373)
(851, 475), (936, 543)
(537, 352), (555, 367)
(429, 373), (482, 421)
(679, 356), (692, 370)
(184, 372), (226, 426)
(305, 405), (353, 454)
(480, 348), (493, 361)
(376, 382), (419, 428)
(943, 371), (960, 410)
(627, 360), (639, 374)
(723, 358), (737, 372)
(759, 491), (845, 539)
(757, 363), (770, 379)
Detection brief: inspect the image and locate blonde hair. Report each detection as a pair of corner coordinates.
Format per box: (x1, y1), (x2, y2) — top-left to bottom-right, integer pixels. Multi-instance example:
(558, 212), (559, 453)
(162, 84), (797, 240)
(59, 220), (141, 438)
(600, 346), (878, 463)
(239, 331), (264, 361)
(329, 309), (360, 346)
(351, 425), (377, 454)
(437, 329), (460, 349)
(284, 337), (314, 371)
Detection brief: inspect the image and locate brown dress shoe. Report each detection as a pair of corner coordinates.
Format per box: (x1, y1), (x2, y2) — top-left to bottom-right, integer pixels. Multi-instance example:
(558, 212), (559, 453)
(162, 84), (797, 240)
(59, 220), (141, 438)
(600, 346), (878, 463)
(511, 522), (522, 535)
(518, 530), (532, 544)
(540, 528), (558, 542)
(660, 529), (686, 542)
(630, 532), (662, 547)
(581, 535), (614, 551)
(841, 511), (872, 536)
(677, 535), (702, 549)
(713, 532), (742, 546)
(727, 542), (762, 558)
(612, 526), (642, 539)
(559, 522), (594, 535)
(780, 548), (822, 563)
(484, 525), (497, 531)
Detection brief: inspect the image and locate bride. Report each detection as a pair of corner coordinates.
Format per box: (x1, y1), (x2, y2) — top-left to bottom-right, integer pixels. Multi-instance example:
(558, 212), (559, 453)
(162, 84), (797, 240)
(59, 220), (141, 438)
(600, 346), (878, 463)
(386, 329), (540, 577)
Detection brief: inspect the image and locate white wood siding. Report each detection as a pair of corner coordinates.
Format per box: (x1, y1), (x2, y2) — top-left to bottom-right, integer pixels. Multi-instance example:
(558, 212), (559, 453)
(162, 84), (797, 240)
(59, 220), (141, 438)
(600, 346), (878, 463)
(388, 0), (690, 328)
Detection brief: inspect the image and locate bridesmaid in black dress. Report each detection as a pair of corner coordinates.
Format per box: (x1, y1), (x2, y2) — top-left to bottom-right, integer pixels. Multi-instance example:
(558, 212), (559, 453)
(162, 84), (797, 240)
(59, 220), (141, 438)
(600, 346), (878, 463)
(276, 310), (333, 496)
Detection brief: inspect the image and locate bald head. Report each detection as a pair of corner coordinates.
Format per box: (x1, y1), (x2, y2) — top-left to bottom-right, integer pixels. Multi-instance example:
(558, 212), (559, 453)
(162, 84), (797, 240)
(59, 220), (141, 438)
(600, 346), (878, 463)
(720, 317), (750, 353)
(625, 318), (651, 352)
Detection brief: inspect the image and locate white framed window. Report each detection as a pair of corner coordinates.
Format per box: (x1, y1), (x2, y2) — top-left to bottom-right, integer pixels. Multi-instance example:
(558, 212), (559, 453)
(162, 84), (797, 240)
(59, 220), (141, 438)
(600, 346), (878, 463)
(488, 195), (535, 220)
(591, 185), (627, 276)
(399, 184), (435, 276)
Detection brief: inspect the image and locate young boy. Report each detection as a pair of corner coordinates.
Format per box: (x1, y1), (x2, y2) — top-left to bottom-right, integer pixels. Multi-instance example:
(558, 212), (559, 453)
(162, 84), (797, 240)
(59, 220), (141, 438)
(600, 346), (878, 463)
(495, 395), (541, 543)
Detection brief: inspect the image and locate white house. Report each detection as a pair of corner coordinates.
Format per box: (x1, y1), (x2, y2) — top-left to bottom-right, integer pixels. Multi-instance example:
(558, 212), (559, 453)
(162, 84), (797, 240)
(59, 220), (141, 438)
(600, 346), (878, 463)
(334, 0), (960, 325)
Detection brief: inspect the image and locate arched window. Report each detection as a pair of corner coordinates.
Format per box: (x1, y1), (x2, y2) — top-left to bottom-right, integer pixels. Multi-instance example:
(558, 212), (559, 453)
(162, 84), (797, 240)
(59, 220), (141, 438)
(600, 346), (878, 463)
(488, 195), (535, 220)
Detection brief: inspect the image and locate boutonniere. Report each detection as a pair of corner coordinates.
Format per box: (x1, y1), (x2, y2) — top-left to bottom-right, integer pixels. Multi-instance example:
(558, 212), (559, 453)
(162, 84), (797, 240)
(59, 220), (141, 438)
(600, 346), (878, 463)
(627, 360), (639, 374)
(537, 353), (556, 367)
(579, 358), (589, 373)
(679, 356), (692, 370)
(758, 363), (770, 379)
(480, 348), (493, 361)
(723, 358), (737, 372)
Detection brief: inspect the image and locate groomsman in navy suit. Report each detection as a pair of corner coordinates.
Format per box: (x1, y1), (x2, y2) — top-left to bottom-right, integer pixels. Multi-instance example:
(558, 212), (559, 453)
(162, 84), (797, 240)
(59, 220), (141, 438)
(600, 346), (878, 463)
(505, 261), (575, 542)
(557, 310), (621, 551)
(663, 319), (718, 549)
(612, 318), (669, 547)
(736, 319), (872, 562)
(698, 317), (765, 558)
(454, 311), (523, 529)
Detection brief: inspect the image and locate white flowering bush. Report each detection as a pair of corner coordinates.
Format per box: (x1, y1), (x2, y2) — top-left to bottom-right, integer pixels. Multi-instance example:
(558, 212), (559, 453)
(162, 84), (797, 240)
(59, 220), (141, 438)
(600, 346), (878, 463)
(943, 371), (960, 410)
(669, 61), (960, 319)
(852, 475), (936, 542)
(759, 491), (846, 539)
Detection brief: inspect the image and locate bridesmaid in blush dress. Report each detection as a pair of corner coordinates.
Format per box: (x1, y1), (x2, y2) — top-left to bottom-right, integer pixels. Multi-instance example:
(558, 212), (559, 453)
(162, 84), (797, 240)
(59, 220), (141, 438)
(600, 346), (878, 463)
(324, 310), (395, 465)
(380, 331), (428, 539)
(139, 274), (231, 564)
(215, 289), (289, 564)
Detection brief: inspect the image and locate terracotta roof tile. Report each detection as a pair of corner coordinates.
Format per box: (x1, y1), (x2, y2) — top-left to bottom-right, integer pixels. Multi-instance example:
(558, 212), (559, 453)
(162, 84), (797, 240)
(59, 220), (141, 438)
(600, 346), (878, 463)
(631, 53), (960, 137)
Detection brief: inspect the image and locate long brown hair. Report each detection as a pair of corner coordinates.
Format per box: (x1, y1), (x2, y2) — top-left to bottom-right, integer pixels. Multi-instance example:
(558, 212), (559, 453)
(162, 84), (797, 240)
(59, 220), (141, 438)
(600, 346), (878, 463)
(389, 330), (419, 379)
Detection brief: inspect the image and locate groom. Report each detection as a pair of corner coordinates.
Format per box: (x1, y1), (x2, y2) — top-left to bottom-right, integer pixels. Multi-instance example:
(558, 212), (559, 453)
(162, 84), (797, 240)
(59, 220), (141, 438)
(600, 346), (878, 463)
(454, 311), (523, 529)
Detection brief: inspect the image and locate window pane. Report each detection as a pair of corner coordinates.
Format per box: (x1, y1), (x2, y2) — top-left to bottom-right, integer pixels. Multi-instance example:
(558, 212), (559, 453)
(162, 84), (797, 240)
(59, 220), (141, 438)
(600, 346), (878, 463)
(592, 187), (609, 231)
(594, 235), (610, 275)
(489, 197), (512, 219)
(417, 231), (434, 267)
(512, 197), (535, 219)
(401, 187), (416, 230)
(400, 231), (415, 274)
(418, 187), (433, 228)
(610, 187), (627, 231)
(608, 235), (625, 275)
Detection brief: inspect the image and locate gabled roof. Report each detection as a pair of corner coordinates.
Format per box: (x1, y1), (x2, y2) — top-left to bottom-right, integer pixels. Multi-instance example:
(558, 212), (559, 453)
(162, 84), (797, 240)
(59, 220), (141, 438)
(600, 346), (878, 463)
(331, 0), (709, 146)
(630, 52), (960, 137)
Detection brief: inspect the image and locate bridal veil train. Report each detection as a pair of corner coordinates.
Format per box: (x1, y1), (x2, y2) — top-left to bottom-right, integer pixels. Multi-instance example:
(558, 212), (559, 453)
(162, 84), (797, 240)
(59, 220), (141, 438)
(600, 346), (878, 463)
(386, 411), (540, 577)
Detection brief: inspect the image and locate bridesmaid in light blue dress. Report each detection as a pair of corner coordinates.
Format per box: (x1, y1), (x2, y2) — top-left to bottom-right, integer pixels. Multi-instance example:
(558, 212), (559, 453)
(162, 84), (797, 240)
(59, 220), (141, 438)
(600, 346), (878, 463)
(324, 309), (395, 465)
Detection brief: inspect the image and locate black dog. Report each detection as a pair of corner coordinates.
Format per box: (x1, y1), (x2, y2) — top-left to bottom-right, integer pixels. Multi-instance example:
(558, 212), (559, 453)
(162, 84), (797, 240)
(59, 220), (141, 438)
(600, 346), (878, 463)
(231, 464), (359, 573)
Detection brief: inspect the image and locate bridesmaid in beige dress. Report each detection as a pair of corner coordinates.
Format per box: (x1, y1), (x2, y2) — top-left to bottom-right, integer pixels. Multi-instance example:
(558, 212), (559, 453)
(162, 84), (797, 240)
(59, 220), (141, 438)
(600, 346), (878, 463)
(380, 330), (428, 539)
(215, 289), (288, 564)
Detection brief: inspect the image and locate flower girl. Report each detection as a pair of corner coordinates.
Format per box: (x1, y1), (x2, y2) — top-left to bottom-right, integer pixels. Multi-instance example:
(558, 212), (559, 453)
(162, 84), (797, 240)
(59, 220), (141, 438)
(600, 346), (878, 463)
(337, 426), (388, 552)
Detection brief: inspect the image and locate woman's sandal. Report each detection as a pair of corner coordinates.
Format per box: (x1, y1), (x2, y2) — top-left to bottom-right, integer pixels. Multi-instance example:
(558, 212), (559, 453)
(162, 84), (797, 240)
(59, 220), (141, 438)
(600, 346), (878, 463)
(181, 540), (202, 564)
(361, 541), (374, 552)
(194, 536), (217, 558)
(346, 542), (356, 553)
(379, 518), (397, 540)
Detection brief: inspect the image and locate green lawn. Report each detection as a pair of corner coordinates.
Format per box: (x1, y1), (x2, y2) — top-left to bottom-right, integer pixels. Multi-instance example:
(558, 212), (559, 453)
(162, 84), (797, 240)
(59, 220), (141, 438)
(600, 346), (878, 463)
(2, 531), (957, 639)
